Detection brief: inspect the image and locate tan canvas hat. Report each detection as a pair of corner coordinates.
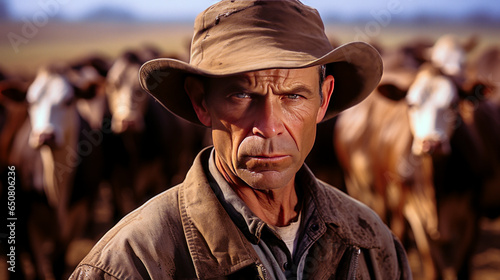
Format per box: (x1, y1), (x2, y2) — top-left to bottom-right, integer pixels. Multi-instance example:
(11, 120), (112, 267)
(139, 0), (383, 125)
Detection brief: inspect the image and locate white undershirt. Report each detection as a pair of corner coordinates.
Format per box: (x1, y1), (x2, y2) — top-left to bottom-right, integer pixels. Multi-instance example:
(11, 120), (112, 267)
(273, 212), (302, 255)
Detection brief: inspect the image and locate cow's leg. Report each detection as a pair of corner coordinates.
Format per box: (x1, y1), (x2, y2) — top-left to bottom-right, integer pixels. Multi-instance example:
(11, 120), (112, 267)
(434, 193), (478, 280)
(386, 181), (407, 241)
(404, 201), (437, 280)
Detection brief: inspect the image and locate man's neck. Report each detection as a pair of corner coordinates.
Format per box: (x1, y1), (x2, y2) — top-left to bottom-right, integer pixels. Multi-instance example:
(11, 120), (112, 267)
(215, 156), (300, 227)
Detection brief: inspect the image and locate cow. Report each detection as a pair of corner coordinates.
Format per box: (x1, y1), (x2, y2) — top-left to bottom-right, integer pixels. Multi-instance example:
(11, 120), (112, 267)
(334, 60), (500, 280)
(103, 48), (209, 218)
(9, 62), (107, 279)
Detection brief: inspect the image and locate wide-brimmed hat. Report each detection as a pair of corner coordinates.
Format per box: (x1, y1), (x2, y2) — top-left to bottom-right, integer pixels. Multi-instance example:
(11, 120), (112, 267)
(139, 0), (383, 125)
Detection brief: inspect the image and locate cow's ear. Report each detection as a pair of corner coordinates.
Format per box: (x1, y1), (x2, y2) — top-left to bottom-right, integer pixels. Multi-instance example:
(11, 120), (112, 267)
(377, 83), (408, 101)
(0, 80), (28, 102)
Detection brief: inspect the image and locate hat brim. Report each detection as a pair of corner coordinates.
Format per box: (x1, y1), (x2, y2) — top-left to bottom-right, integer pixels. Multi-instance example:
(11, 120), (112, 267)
(139, 41), (382, 126)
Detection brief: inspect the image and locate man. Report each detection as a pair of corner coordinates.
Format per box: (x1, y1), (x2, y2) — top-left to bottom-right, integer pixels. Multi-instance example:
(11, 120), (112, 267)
(70, 0), (411, 279)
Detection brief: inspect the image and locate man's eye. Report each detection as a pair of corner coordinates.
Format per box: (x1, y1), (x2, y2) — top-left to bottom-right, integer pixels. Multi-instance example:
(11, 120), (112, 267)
(286, 94), (301, 100)
(233, 92), (251, 99)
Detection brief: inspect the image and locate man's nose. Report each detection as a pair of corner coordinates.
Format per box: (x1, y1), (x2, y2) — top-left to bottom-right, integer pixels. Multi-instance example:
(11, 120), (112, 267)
(252, 99), (284, 138)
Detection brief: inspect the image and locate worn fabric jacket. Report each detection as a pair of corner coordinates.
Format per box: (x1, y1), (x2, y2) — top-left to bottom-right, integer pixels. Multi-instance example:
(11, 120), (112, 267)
(70, 148), (412, 279)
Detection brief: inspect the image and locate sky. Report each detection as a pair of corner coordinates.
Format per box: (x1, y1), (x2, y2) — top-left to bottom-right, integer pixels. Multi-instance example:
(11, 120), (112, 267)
(5, 0), (500, 22)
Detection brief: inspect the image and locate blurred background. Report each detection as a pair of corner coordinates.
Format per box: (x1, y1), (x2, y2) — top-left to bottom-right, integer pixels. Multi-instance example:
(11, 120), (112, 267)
(1, 0), (500, 72)
(0, 0), (499, 279)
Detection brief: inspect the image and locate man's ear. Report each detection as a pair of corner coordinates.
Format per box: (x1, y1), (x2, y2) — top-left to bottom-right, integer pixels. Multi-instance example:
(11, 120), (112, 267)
(316, 75), (334, 123)
(184, 76), (212, 127)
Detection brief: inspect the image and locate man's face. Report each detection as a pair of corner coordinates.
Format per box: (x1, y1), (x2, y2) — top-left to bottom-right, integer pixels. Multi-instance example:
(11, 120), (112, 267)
(187, 67), (333, 190)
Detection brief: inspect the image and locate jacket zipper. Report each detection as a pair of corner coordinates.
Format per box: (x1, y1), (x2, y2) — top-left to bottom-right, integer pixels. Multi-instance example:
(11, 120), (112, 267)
(256, 263), (268, 280)
(348, 246), (361, 280)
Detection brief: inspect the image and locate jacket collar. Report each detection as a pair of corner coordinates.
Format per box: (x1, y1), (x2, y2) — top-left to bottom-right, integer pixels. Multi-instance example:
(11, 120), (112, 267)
(179, 147), (260, 279)
(207, 149), (267, 244)
(179, 147), (382, 278)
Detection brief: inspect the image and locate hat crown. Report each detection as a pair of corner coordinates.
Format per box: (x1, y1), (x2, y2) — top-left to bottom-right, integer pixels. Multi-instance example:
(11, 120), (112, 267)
(189, 0), (334, 73)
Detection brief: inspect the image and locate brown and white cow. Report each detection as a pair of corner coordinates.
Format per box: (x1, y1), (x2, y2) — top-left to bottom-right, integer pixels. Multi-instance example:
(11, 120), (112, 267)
(334, 61), (500, 279)
(10, 63), (107, 279)
(106, 51), (149, 134)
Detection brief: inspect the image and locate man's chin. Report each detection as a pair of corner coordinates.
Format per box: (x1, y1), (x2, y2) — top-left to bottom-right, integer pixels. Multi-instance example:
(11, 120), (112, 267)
(238, 169), (295, 191)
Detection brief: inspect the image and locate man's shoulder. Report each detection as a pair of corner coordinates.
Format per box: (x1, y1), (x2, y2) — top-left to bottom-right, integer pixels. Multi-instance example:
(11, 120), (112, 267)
(71, 185), (188, 279)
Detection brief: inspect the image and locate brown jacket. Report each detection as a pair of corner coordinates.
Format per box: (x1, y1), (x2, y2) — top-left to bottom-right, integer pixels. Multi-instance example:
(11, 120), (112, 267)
(70, 148), (411, 279)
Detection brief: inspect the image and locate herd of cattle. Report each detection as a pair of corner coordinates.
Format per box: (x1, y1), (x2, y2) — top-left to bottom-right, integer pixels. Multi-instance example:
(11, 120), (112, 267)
(0, 34), (499, 280)
(335, 34), (500, 280)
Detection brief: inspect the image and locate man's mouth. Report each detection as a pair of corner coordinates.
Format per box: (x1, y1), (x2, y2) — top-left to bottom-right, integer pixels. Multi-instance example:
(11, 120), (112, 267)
(243, 154), (292, 170)
(250, 154), (288, 160)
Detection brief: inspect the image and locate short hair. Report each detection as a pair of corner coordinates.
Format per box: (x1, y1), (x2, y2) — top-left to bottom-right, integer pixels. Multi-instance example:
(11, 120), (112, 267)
(318, 65), (326, 104)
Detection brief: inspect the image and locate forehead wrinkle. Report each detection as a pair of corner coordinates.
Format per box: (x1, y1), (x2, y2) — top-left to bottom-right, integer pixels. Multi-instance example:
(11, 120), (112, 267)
(239, 69), (314, 95)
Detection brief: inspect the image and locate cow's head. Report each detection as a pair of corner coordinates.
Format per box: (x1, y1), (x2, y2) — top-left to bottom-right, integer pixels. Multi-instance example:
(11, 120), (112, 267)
(427, 34), (477, 85)
(106, 48), (160, 134)
(378, 64), (460, 156)
(26, 65), (102, 149)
